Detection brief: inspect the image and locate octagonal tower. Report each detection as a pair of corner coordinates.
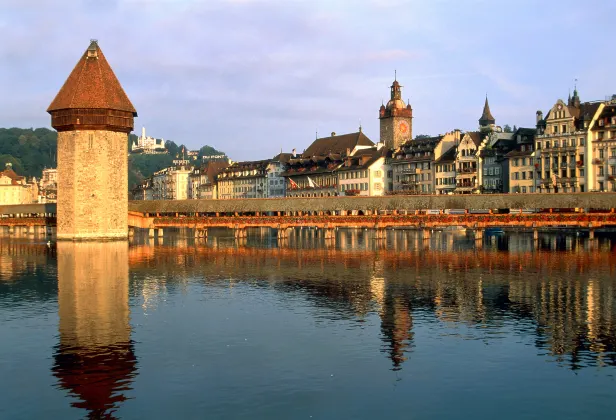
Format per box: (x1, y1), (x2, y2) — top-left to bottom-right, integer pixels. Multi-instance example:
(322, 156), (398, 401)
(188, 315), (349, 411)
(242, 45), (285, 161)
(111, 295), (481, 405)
(48, 40), (137, 241)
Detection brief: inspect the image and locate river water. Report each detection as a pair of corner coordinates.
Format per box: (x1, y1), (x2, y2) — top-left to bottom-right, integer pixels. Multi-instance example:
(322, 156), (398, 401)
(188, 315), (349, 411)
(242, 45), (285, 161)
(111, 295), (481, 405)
(1, 229), (615, 419)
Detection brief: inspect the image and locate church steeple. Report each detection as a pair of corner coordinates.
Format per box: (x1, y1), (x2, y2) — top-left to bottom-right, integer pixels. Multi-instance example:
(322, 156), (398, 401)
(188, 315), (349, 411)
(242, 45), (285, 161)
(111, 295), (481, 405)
(479, 95), (496, 130)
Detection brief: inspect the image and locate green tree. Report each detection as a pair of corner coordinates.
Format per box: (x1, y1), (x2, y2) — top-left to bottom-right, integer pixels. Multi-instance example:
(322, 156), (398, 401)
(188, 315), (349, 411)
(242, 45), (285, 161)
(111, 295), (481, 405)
(414, 134), (432, 139)
(503, 124), (513, 133)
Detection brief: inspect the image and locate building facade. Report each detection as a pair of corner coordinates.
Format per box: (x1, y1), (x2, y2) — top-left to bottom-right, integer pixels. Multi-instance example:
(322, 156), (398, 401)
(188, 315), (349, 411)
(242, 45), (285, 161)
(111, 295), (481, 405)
(0, 163), (38, 205)
(590, 98), (616, 192)
(338, 146), (387, 196)
(454, 132), (484, 193)
(435, 146), (457, 195)
(479, 133), (515, 194)
(217, 160), (270, 199)
(535, 90), (601, 193)
(266, 153), (291, 198)
(47, 40), (136, 240)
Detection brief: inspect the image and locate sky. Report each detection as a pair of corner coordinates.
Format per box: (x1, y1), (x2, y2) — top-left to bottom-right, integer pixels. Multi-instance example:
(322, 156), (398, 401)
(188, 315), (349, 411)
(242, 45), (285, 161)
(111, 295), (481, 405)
(1, 0), (614, 160)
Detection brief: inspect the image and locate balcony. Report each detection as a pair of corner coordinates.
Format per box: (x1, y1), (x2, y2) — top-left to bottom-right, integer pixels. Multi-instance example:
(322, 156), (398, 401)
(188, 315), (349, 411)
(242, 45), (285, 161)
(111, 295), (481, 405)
(400, 168), (417, 174)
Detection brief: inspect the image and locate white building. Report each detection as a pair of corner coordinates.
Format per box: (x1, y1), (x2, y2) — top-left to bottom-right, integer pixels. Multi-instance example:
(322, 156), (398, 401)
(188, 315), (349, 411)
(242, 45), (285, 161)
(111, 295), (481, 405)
(338, 145), (388, 196)
(131, 127), (167, 154)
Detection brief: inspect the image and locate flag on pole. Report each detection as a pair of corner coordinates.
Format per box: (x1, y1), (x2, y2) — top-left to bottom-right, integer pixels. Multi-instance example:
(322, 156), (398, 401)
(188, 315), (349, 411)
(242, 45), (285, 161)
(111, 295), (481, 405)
(288, 178), (299, 189)
(307, 177), (317, 188)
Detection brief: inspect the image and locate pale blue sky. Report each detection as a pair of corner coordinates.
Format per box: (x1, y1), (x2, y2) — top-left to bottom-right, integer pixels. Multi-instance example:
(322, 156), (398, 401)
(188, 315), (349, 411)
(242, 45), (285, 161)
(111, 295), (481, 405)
(1, 0), (614, 160)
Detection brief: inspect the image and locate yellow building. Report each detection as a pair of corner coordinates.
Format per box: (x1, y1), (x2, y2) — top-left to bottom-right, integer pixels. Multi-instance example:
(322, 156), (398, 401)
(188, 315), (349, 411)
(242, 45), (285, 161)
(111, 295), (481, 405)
(590, 99), (616, 192)
(535, 90), (602, 193)
(0, 163), (37, 205)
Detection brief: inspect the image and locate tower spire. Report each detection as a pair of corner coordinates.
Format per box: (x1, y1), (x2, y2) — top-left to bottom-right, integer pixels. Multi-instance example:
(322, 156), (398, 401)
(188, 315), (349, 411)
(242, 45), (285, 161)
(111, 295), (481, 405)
(479, 95), (496, 129)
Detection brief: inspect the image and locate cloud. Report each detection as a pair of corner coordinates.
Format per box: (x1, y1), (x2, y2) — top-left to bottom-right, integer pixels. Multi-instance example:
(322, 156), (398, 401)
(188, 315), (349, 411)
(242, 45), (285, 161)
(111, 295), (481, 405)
(0, 0), (614, 161)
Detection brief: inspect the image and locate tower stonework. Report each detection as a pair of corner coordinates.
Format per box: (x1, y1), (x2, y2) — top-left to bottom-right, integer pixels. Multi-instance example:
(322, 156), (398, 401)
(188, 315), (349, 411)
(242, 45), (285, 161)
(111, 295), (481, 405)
(48, 40), (137, 241)
(379, 79), (413, 150)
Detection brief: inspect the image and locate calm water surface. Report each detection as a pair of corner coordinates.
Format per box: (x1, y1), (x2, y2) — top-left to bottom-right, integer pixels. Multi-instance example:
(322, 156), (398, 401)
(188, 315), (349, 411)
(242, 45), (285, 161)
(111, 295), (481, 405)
(1, 229), (615, 419)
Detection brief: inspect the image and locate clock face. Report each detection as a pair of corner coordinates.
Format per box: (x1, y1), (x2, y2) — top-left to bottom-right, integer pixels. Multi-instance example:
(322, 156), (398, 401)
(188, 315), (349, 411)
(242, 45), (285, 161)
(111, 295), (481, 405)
(398, 121), (409, 134)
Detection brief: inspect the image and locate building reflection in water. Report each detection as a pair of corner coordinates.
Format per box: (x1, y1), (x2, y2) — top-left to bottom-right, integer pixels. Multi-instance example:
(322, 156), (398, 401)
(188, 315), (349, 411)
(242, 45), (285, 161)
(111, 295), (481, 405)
(129, 228), (616, 372)
(52, 242), (136, 419)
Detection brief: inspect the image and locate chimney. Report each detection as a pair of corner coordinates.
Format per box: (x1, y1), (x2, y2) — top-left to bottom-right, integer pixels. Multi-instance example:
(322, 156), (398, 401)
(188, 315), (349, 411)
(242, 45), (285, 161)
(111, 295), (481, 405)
(292, 148), (296, 158)
(331, 132), (336, 137)
(536, 110), (543, 124)
(346, 147), (351, 157)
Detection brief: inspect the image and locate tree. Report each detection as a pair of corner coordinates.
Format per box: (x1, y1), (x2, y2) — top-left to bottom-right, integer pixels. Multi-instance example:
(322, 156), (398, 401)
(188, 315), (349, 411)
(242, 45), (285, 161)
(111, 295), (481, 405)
(503, 124), (513, 133)
(414, 134), (432, 139)
(198, 145), (224, 158)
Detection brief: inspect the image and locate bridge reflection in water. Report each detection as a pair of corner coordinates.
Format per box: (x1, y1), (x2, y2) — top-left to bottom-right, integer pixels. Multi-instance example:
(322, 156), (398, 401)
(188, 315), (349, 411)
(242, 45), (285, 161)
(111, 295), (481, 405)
(52, 242), (136, 419)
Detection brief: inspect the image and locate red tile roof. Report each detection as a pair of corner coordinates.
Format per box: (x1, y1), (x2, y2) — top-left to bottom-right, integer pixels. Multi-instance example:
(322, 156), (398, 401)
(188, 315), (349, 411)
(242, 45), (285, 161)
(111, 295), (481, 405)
(47, 40), (136, 115)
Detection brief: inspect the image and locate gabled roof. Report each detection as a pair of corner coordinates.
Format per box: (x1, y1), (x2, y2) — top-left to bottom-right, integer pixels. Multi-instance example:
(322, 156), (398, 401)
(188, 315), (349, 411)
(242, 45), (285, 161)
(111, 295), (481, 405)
(0, 168), (25, 185)
(465, 131), (484, 147)
(435, 146), (457, 163)
(338, 147), (385, 171)
(302, 132), (374, 157)
(272, 152), (293, 163)
(47, 40), (137, 115)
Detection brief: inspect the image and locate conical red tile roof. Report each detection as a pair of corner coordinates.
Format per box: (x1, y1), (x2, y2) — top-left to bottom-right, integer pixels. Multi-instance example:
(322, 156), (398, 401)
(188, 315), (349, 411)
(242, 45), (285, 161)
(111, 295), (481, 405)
(47, 40), (137, 116)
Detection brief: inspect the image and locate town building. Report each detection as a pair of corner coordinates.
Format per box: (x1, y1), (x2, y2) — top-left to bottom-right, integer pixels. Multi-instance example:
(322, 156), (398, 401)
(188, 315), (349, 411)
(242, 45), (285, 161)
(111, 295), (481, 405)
(590, 97), (616, 192)
(0, 163), (38, 205)
(130, 127), (166, 154)
(198, 161), (230, 199)
(267, 153), (292, 198)
(47, 39), (137, 240)
(338, 145), (388, 196)
(391, 130), (459, 194)
(379, 77), (413, 150)
(284, 131), (374, 197)
(535, 89), (602, 193)
(217, 160), (270, 199)
(505, 128), (537, 193)
(166, 166), (192, 200)
(151, 168), (169, 200)
(434, 146), (457, 195)
(188, 167), (201, 199)
(478, 133), (515, 194)
(131, 177), (153, 200)
(454, 99), (496, 194)
(39, 167), (58, 203)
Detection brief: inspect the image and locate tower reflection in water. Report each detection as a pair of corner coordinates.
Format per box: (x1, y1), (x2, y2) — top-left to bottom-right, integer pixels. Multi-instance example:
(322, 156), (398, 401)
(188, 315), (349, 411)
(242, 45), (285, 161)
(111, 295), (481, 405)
(52, 242), (136, 418)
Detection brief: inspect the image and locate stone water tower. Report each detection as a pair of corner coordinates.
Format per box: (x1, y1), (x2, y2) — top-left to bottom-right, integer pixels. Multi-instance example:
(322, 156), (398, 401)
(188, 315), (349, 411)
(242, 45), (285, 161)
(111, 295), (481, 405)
(47, 40), (137, 240)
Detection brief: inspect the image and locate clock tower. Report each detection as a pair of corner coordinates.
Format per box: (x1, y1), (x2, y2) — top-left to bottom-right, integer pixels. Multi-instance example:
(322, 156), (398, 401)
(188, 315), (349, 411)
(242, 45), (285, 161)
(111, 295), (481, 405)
(379, 77), (413, 150)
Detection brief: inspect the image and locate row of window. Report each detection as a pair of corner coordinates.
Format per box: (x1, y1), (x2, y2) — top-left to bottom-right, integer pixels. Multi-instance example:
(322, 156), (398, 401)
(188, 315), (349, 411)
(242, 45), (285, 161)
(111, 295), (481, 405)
(435, 164), (455, 173)
(538, 138), (584, 149)
(340, 170), (368, 180)
(394, 162), (431, 171)
(341, 183), (369, 191)
(436, 177), (455, 186)
(511, 158), (534, 167)
(597, 166), (616, 176)
(598, 148), (616, 158)
(483, 167), (501, 176)
(511, 171), (534, 180)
